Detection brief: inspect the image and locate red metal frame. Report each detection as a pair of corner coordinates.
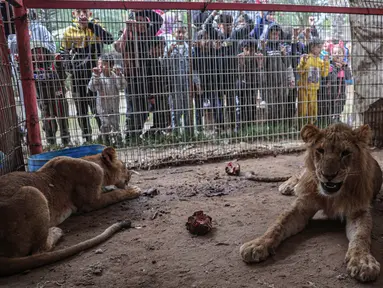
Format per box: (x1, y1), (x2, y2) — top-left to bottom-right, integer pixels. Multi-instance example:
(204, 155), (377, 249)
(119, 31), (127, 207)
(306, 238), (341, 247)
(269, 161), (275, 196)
(0, 17), (25, 171)
(23, 0), (383, 15)
(5, 0), (23, 8)
(13, 4), (43, 155)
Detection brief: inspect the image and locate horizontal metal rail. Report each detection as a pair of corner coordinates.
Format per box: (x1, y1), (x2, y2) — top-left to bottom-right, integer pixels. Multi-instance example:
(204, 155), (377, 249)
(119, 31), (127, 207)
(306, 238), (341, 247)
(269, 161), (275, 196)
(23, 0), (383, 15)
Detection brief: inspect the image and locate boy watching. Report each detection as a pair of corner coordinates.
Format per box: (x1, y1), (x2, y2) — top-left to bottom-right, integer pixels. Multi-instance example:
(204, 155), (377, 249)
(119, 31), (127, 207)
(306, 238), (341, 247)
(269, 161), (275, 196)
(88, 54), (126, 147)
(297, 37), (330, 126)
(31, 41), (71, 146)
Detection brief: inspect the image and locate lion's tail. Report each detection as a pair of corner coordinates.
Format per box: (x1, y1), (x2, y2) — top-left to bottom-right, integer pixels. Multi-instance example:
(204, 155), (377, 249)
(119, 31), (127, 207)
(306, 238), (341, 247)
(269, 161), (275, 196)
(244, 171), (291, 182)
(0, 220), (131, 277)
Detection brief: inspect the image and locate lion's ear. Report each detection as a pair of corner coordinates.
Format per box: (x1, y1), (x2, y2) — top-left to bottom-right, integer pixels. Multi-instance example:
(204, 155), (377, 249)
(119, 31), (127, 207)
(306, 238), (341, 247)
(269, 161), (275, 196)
(301, 124), (321, 144)
(353, 125), (372, 145)
(101, 147), (117, 166)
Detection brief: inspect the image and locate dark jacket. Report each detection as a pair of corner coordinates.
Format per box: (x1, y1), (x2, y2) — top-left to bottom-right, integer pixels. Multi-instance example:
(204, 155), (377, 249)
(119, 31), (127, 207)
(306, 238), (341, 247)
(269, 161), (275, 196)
(249, 11), (273, 39)
(192, 10), (211, 30)
(261, 23), (289, 92)
(203, 12), (254, 55)
(203, 12), (254, 87)
(32, 48), (67, 100)
(147, 58), (168, 96)
(192, 45), (221, 90)
(323, 62), (352, 99)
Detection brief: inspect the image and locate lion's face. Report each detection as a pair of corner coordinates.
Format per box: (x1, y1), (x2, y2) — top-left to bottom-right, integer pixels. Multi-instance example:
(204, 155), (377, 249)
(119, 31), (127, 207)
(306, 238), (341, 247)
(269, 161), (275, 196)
(113, 160), (132, 189)
(301, 123), (371, 197)
(87, 147), (133, 189)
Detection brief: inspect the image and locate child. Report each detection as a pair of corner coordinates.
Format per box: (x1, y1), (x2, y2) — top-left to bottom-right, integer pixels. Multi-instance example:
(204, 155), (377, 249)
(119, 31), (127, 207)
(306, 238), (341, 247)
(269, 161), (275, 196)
(31, 42), (71, 146)
(88, 54), (126, 146)
(326, 44), (352, 123)
(164, 22), (192, 137)
(297, 37), (330, 126)
(320, 38), (333, 61)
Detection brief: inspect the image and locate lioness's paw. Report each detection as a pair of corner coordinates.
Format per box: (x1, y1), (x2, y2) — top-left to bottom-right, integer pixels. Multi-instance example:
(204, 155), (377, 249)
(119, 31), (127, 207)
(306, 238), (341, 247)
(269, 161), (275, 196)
(50, 227), (64, 238)
(129, 185), (141, 198)
(46, 227), (64, 249)
(345, 252), (380, 282)
(278, 179), (296, 196)
(240, 238), (273, 263)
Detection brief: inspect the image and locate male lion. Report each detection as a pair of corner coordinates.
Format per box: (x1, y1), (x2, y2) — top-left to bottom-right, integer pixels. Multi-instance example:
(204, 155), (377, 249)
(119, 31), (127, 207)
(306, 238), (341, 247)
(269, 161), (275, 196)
(240, 123), (383, 282)
(0, 147), (141, 277)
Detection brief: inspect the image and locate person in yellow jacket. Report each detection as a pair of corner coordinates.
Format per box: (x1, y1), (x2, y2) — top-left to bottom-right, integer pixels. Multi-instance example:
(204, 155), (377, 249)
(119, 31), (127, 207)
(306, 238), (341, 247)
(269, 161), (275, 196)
(297, 37), (330, 126)
(59, 9), (114, 143)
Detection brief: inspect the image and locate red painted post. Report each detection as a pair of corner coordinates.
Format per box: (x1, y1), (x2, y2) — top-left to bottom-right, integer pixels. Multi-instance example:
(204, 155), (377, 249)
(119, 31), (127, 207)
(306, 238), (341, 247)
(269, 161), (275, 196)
(13, 3), (42, 155)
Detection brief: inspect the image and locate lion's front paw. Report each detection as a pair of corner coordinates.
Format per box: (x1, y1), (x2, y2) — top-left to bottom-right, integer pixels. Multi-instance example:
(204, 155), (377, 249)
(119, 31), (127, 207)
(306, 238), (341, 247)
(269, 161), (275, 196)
(278, 179), (296, 196)
(50, 227), (64, 238)
(240, 238), (273, 263)
(345, 251), (380, 282)
(128, 185), (141, 199)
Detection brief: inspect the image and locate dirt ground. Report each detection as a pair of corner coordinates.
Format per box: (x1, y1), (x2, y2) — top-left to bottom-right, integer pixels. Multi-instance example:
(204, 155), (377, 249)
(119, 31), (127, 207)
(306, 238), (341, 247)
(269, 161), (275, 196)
(2, 151), (383, 288)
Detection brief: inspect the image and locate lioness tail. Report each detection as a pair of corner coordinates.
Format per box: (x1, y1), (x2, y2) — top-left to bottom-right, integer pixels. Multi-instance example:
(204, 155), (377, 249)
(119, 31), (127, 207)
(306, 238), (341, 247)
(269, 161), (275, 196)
(0, 220), (131, 277)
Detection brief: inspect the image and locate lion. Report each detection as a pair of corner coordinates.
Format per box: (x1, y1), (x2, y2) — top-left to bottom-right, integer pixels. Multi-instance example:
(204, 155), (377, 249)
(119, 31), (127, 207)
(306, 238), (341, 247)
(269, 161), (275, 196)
(0, 147), (141, 277)
(240, 123), (383, 282)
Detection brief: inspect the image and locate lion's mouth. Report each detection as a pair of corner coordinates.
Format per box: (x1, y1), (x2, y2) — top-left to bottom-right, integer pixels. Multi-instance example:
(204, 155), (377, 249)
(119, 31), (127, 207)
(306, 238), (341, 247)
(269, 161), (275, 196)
(320, 181), (343, 194)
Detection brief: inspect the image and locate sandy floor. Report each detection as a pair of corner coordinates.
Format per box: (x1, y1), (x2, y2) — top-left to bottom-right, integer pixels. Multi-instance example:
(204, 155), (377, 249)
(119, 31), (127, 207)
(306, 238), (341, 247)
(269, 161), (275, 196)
(2, 151), (383, 288)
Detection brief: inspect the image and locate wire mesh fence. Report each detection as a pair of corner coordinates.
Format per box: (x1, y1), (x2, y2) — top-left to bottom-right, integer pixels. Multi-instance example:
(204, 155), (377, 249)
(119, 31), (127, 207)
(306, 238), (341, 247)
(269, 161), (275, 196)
(1, 0), (383, 169)
(0, 5), (24, 175)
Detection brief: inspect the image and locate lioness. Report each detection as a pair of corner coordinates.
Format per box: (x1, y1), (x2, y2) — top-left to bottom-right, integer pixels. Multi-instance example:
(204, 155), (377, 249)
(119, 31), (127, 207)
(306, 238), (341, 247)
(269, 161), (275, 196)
(240, 123), (383, 282)
(0, 147), (141, 276)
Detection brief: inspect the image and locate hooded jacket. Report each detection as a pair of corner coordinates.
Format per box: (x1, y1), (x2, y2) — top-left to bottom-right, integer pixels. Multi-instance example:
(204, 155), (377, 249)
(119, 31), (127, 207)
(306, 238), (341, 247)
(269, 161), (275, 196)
(261, 22), (289, 91)
(249, 11), (274, 39)
(8, 19), (56, 56)
(202, 12), (254, 87)
(203, 11), (254, 55)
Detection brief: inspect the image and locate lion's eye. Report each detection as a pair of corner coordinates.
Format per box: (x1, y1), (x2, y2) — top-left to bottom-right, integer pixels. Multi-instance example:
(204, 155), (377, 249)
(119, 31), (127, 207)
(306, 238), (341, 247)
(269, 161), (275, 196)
(341, 150), (351, 157)
(316, 148), (324, 154)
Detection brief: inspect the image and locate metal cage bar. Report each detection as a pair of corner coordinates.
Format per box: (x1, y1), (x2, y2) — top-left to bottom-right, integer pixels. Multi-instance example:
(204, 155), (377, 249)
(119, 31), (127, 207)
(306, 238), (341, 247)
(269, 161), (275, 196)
(13, 3), (43, 154)
(23, 0), (383, 15)
(2, 0), (383, 168)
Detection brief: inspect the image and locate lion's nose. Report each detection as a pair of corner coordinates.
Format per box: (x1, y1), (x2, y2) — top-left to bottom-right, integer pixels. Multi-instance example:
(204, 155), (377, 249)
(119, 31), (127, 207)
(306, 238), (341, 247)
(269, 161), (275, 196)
(323, 172), (338, 182)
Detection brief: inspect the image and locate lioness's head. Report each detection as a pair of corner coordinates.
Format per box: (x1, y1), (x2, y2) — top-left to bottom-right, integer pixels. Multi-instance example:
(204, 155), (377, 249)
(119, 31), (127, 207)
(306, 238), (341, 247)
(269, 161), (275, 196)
(302, 123), (371, 197)
(98, 147), (132, 189)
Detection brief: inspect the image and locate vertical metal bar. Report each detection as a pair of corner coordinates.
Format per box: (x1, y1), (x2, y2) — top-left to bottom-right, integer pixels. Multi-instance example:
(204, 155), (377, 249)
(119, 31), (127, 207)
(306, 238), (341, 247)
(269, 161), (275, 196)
(131, 11), (140, 71)
(13, 3), (42, 154)
(0, 16), (25, 172)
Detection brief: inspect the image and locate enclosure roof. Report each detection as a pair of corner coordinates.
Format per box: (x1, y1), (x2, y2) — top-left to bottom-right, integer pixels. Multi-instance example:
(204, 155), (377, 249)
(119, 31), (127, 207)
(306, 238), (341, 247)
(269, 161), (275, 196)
(22, 0), (383, 10)
(24, 0), (383, 15)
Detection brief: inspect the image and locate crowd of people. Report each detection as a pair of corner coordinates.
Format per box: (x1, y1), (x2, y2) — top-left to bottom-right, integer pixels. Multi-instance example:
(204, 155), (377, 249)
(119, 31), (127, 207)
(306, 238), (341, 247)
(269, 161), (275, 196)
(5, 8), (353, 146)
